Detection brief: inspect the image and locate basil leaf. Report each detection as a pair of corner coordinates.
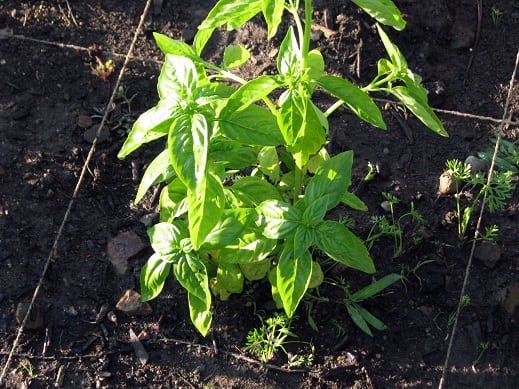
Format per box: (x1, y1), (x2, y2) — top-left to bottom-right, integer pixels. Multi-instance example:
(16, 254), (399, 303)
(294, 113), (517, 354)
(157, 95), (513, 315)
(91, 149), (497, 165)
(257, 200), (301, 239)
(135, 148), (176, 204)
(140, 254), (171, 301)
(352, 0), (406, 31)
(223, 44), (250, 68)
(262, 0), (285, 39)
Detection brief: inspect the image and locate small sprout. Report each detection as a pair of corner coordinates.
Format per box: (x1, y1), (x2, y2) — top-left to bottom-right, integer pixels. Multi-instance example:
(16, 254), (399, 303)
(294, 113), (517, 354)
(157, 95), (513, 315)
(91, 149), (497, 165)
(491, 7), (503, 27)
(91, 56), (115, 80)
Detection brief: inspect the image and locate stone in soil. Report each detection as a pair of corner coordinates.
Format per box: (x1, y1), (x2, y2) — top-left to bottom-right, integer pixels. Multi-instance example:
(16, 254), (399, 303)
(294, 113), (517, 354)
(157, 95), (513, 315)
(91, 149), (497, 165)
(116, 289), (152, 316)
(473, 241), (502, 268)
(107, 231), (145, 275)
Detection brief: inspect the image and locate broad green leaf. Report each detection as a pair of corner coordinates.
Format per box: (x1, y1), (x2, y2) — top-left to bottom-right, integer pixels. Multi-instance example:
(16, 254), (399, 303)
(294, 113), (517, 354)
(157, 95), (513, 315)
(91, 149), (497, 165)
(168, 115), (196, 190)
(301, 195), (333, 226)
(202, 209), (255, 249)
(276, 241), (312, 317)
(357, 305), (387, 330)
(376, 24), (407, 73)
(308, 261), (324, 289)
(188, 172), (225, 250)
(158, 54), (198, 101)
(390, 86), (447, 136)
(318, 75), (385, 129)
(307, 49), (325, 82)
(349, 274), (402, 302)
(118, 101), (176, 158)
(277, 26), (300, 77)
(148, 222), (188, 257)
(199, 0), (262, 30)
(140, 254), (171, 301)
(159, 179), (188, 222)
(341, 191), (368, 211)
(223, 75), (281, 114)
(304, 151), (353, 209)
(210, 139), (257, 170)
(262, 0), (285, 39)
(217, 262), (244, 293)
(240, 259), (271, 281)
(306, 147), (330, 174)
(231, 176), (283, 207)
(377, 58), (393, 76)
(257, 200), (301, 239)
(188, 292), (212, 336)
(193, 28), (215, 56)
(278, 91), (325, 168)
(174, 254), (211, 305)
(220, 104), (284, 146)
(191, 113), (210, 186)
(293, 225), (315, 258)
(347, 303), (373, 336)
(258, 146), (281, 182)
(352, 0), (406, 31)
(153, 32), (197, 57)
(135, 149), (176, 204)
(218, 229), (277, 264)
(316, 221), (375, 274)
(223, 44), (250, 68)
(268, 268), (284, 309)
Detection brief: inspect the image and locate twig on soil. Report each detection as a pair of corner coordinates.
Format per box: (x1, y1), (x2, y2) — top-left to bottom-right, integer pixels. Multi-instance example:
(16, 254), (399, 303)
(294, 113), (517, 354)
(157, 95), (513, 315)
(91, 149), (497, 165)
(438, 49), (519, 389)
(0, 0), (154, 385)
(464, 0), (483, 86)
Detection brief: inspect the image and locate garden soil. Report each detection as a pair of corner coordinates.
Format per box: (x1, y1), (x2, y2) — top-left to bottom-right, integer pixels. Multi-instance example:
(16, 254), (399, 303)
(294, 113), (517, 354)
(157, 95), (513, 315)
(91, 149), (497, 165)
(1, 0), (518, 387)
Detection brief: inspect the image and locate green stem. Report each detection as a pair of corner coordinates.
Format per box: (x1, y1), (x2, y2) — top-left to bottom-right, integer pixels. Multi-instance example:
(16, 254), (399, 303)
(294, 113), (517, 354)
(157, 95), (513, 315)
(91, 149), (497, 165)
(301, 0), (313, 69)
(294, 164), (303, 201)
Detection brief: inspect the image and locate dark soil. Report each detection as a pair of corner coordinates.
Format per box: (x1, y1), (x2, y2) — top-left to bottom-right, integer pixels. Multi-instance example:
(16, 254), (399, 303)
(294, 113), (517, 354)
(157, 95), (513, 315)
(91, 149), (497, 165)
(1, 0), (518, 387)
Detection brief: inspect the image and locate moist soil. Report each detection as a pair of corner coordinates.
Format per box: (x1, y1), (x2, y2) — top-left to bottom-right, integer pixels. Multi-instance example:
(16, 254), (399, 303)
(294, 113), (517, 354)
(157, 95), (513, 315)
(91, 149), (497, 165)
(1, 1), (518, 388)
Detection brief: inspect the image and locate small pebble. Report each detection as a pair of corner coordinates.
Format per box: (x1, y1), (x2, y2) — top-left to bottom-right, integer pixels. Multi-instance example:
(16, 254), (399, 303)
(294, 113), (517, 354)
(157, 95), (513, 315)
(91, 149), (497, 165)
(438, 170), (456, 195)
(380, 200), (391, 212)
(464, 155), (487, 173)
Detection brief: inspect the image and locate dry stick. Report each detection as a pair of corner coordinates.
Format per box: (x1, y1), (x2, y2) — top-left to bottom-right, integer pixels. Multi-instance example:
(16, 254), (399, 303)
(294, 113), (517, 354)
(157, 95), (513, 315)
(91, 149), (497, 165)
(0, 0), (153, 385)
(437, 49), (519, 389)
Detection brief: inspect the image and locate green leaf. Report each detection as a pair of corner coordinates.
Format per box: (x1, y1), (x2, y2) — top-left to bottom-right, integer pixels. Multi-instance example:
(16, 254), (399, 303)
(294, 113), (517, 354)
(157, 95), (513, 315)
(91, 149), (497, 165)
(240, 259), (271, 281)
(341, 191), (368, 211)
(148, 222), (188, 257)
(349, 274), (402, 302)
(357, 305), (387, 330)
(193, 28), (215, 56)
(159, 179), (188, 222)
(118, 101), (176, 158)
(352, 0), (406, 31)
(135, 149), (176, 204)
(223, 75), (281, 114)
(231, 176), (283, 207)
(308, 261), (324, 289)
(262, 0), (285, 39)
(347, 303), (373, 336)
(202, 209), (255, 249)
(174, 254), (212, 333)
(217, 262), (244, 293)
(257, 200), (301, 239)
(316, 221), (375, 274)
(293, 225), (316, 258)
(140, 254), (172, 301)
(376, 24), (407, 73)
(158, 54), (198, 101)
(276, 241), (312, 318)
(301, 195), (333, 226)
(390, 86), (447, 136)
(304, 151), (353, 209)
(188, 292), (212, 336)
(187, 172), (225, 250)
(278, 91), (325, 168)
(220, 104), (284, 146)
(199, 0), (262, 30)
(168, 115), (196, 190)
(307, 49), (325, 81)
(210, 139), (257, 170)
(223, 44), (250, 68)
(277, 26), (300, 77)
(218, 229), (277, 264)
(318, 75), (386, 129)
(258, 146), (281, 183)
(153, 32), (197, 57)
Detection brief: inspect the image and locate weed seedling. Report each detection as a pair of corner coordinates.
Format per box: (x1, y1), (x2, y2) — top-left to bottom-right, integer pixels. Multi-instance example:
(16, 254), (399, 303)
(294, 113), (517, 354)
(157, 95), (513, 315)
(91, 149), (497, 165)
(448, 295), (471, 326)
(19, 360), (36, 379)
(491, 7), (503, 27)
(444, 158), (514, 238)
(366, 193), (424, 258)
